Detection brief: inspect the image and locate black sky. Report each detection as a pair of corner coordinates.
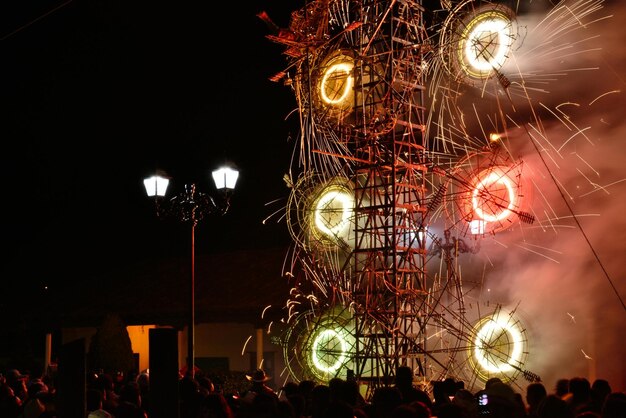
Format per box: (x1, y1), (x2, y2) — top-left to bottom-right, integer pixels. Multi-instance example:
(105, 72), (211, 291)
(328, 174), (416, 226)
(0, 1), (298, 297)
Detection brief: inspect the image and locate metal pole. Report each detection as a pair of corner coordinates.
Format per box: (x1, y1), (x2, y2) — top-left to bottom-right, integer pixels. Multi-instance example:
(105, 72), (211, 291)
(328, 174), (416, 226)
(45, 333), (52, 375)
(256, 327), (263, 368)
(189, 218), (196, 378)
(144, 177), (237, 381)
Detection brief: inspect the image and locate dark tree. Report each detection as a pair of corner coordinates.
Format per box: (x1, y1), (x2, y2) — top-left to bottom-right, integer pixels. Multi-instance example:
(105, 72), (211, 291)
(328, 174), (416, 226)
(88, 313), (134, 375)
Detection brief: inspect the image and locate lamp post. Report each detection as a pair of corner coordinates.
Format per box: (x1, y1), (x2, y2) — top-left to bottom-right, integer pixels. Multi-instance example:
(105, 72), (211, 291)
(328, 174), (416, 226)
(143, 166), (239, 378)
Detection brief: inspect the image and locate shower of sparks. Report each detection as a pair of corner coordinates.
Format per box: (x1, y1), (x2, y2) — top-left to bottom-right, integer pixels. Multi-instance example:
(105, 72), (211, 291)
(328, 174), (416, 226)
(255, 0), (624, 393)
(588, 89), (621, 106)
(241, 335), (252, 356)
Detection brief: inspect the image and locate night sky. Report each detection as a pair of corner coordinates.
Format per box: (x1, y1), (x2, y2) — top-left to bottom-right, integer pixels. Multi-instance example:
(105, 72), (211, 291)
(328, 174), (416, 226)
(0, 0), (298, 298)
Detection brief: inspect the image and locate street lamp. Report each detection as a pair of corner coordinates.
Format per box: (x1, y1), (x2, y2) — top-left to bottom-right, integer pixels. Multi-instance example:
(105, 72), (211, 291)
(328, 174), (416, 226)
(143, 165), (239, 378)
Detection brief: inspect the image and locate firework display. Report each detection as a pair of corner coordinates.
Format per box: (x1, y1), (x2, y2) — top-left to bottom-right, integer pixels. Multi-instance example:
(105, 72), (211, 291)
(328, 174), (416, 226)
(262, 0), (614, 396)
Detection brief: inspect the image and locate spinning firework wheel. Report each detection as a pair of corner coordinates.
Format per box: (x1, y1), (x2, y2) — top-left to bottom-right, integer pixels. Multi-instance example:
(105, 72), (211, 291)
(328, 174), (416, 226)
(438, 1), (520, 87)
(286, 172), (355, 255)
(265, 0), (549, 395)
(282, 306), (357, 383)
(467, 306), (530, 384)
(421, 302), (532, 389)
(443, 147), (533, 237)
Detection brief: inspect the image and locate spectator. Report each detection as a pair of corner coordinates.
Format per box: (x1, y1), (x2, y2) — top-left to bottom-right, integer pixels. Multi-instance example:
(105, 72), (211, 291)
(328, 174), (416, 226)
(556, 379), (571, 399)
(526, 382), (548, 418)
(0, 381), (22, 418)
(243, 369), (278, 400)
(392, 401), (431, 418)
(86, 388), (113, 418)
(298, 380), (316, 417)
(94, 373), (119, 415)
(6, 369), (28, 403)
(577, 412), (601, 418)
(321, 399), (354, 418)
(591, 379), (612, 414)
(201, 392), (235, 418)
(115, 381), (148, 418)
(37, 391), (57, 418)
(198, 376), (215, 396)
(484, 381), (526, 418)
(371, 386), (403, 418)
(285, 392), (306, 418)
(309, 384), (331, 418)
(135, 372), (150, 414)
(330, 377), (367, 412)
(26, 364), (48, 394)
(393, 367), (432, 410)
(238, 369), (280, 418)
(280, 382), (299, 398)
(430, 380), (452, 417)
(20, 380), (48, 418)
(537, 394), (574, 418)
(452, 388), (477, 417)
(566, 377), (593, 416)
(601, 392), (626, 418)
(179, 375), (204, 418)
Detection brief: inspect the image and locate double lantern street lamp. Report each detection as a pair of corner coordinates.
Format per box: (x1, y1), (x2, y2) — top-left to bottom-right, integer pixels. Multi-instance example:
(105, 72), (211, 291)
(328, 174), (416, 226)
(143, 166), (239, 378)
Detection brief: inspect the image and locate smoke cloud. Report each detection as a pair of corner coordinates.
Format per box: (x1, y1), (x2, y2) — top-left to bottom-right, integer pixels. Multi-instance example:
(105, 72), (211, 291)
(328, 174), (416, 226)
(457, 0), (626, 391)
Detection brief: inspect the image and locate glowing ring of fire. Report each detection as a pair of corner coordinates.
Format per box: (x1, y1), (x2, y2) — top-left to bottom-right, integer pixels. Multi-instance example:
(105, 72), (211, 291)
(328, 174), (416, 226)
(460, 10), (513, 77)
(473, 315), (524, 373)
(316, 53), (355, 111)
(282, 308), (357, 384)
(440, 3), (517, 83)
(320, 62), (354, 105)
(312, 185), (354, 239)
(472, 170), (516, 222)
(311, 329), (349, 373)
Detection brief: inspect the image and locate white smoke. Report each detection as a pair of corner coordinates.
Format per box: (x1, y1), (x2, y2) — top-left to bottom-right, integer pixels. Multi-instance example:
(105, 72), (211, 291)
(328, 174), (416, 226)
(460, 0), (626, 392)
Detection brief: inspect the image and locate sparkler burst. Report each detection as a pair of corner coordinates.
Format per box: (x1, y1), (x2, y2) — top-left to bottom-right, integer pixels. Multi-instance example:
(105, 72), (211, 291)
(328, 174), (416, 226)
(262, 0), (626, 395)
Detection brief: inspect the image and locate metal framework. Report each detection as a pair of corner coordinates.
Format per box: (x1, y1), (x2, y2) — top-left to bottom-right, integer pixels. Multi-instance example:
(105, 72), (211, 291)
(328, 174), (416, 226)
(259, 0), (596, 396)
(349, 0), (428, 389)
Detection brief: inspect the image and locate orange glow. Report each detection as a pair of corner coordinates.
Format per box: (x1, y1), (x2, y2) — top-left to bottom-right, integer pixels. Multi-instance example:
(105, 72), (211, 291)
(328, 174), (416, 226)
(127, 325), (156, 372)
(471, 169), (516, 222)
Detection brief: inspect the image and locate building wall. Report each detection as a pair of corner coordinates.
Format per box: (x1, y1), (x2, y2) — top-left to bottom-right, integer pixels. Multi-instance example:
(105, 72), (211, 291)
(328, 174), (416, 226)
(127, 325), (156, 372)
(192, 322), (284, 383)
(60, 322), (284, 381)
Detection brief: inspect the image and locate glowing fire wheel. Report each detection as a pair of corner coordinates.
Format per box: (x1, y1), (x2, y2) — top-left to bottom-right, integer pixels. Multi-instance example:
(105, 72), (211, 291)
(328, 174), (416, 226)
(439, 1), (518, 86)
(286, 173), (355, 251)
(467, 307), (529, 384)
(295, 43), (387, 130)
(468, 166), (517, 229)
(282, 307), (356, 383)
(312, 183), (354, 242)
(313, 50), (356, 121)
(444, 150), (529, 236)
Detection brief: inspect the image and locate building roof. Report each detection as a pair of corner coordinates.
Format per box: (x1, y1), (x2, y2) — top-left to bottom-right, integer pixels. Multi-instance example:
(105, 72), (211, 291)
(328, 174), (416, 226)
(51, 246), (293, 329)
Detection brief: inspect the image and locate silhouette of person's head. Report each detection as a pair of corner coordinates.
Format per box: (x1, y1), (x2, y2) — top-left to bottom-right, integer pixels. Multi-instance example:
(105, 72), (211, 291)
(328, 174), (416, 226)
(526, 382), (548, 408)
(246, 369), (271, 386)
(395, 366), (414, 387)
(601, 391), (626, 418)
(537, 394), (574, 418)
(591, 378), (611, 406)
(555, 379), (570, 398)
(568, 377), (591, 401)
(485, 377), (503, 390)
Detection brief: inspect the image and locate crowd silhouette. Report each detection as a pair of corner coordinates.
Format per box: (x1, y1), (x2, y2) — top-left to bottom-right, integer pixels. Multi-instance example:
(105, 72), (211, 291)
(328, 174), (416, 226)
(1, 365), (625, 418)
